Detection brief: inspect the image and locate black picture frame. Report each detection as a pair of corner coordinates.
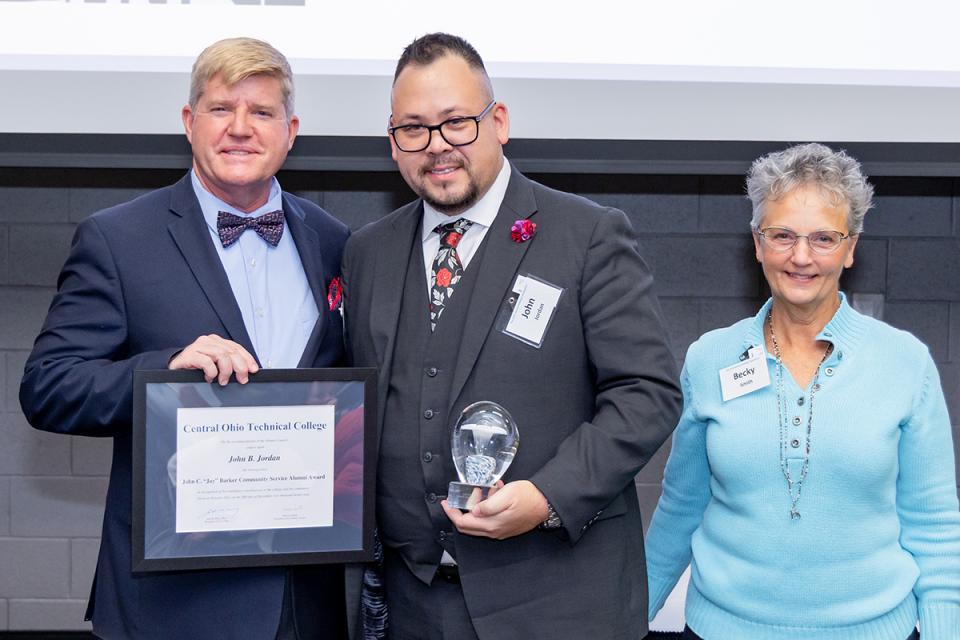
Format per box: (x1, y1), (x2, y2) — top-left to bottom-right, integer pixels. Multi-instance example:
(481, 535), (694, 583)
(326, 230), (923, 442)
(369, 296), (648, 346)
(132, 367), (377, 573)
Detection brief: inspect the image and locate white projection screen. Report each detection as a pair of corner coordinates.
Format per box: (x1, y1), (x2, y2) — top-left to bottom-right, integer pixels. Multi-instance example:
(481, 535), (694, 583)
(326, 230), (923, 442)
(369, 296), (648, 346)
(2, 0), (960, 141)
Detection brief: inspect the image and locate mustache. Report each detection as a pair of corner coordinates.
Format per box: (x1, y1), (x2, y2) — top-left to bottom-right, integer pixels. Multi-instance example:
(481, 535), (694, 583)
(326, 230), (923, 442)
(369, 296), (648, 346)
(422, 154), (465, 171)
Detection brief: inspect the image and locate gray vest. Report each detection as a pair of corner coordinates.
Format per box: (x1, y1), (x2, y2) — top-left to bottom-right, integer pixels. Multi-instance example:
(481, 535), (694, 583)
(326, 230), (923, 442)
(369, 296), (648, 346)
(377, 222), (487, 584)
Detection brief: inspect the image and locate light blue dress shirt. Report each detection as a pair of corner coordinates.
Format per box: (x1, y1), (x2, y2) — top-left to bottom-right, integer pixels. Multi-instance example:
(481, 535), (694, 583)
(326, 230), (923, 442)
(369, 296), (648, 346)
(191, 171), (318, 368)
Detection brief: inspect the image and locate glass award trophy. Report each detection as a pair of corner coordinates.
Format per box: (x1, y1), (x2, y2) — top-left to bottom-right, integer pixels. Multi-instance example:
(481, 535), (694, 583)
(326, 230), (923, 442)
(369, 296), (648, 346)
(447, 401), (519, 510)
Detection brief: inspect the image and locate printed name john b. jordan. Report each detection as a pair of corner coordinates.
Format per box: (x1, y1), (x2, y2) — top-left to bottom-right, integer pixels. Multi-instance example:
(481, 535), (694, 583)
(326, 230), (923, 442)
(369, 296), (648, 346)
(229, 454), (281, 463)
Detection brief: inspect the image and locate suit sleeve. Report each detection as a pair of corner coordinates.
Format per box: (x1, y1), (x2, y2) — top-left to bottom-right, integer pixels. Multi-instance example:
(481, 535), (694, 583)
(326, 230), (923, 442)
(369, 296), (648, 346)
(19, 217), (182, 437)
(529, 208), (682, 543)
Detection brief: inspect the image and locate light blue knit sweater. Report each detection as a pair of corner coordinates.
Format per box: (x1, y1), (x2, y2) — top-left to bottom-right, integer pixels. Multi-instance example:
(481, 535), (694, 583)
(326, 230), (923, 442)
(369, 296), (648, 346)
(646, 294), (960, 640)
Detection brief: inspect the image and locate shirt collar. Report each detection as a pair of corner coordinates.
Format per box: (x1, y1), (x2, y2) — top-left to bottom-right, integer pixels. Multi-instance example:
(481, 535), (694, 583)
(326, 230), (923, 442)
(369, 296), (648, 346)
(421, 159), (512, 241)
(191, 170), (284, 234)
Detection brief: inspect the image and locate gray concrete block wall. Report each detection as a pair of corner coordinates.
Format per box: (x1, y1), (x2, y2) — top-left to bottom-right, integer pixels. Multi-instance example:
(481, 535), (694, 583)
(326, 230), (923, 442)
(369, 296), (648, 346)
(8, 600), (89, 631)
(0, 167), (957, 630)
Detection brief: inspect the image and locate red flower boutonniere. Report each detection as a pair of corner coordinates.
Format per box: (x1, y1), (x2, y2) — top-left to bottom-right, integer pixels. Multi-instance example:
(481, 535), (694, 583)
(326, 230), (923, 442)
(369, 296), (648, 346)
(510, 219), (536, 243)
(327, 276), (343, 311)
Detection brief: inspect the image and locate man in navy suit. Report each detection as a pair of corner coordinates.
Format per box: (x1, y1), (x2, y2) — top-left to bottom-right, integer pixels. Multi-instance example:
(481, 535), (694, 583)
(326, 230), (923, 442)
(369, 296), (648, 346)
(20, 37), (349, 639)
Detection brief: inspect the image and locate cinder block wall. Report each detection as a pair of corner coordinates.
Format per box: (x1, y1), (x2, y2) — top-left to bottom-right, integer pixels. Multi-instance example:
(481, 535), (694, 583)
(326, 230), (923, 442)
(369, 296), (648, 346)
(0, 167), (957, 631)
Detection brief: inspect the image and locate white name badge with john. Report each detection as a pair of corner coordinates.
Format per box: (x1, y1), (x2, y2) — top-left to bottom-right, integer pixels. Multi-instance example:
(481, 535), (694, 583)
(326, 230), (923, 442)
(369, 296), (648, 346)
(503, 274), (563, 348)
(719, 346), (771, 401)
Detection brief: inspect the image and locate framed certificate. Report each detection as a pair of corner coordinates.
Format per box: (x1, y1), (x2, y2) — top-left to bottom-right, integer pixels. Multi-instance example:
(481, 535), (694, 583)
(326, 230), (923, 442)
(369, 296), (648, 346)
(132, 368), (376, 573)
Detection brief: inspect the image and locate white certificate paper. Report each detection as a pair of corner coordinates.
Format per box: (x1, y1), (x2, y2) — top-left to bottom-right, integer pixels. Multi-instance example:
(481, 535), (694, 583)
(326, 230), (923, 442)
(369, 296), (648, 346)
(175, 404), (335, 534)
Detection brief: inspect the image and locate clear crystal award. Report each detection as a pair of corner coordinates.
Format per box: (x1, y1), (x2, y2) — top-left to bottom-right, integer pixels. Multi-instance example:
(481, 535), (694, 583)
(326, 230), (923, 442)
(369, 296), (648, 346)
(447, 401), (519, 510)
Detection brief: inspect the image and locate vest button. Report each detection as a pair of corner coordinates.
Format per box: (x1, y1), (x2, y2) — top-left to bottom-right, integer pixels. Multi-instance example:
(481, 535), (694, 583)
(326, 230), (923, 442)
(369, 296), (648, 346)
(423, 451), (433, 462)
(438, 531), (448, 541)
(427, 492), (438, 503)
(426, 367), (438, 377)
(423, 409), (435, 419)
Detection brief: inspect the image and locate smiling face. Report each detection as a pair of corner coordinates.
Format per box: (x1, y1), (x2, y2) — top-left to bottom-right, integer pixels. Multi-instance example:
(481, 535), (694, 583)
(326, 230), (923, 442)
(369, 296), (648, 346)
(754, 183), (858, 317)
(182, 73), (299, 212)
(389, 54), (509, 216)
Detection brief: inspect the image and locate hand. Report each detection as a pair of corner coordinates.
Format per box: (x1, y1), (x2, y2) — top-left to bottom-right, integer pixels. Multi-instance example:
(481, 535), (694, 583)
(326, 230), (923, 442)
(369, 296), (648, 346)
(169, 335), (259, 385)
(441, 480), (550, 540)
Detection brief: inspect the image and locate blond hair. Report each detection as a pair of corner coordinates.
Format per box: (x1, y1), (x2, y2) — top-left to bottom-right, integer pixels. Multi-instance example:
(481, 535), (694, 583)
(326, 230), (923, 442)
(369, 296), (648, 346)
(189, 37), (294, 119)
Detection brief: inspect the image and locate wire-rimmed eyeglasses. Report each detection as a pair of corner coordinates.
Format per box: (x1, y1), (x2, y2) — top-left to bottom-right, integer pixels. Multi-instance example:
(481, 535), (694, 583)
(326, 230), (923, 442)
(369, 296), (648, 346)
(757, 226), (854, 255)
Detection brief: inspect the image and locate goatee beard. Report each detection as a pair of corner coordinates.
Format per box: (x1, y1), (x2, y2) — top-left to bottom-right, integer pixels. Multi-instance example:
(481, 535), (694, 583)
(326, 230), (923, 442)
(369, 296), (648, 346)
(423, 183), (480, 215)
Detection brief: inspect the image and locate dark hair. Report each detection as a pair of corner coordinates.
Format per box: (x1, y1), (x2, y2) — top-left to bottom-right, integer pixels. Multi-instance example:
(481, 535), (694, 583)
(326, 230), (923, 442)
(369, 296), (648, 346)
(393, 32), (487, 82)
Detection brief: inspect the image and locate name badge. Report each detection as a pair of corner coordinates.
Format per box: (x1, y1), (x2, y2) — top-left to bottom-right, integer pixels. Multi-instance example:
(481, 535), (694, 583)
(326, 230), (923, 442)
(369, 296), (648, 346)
(719, 345), (770, 401)
(502, 274), (563, 348)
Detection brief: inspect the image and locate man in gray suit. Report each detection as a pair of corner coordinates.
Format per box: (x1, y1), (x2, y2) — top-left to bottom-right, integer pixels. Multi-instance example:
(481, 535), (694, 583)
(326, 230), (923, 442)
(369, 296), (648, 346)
(342, 33), (681, 640)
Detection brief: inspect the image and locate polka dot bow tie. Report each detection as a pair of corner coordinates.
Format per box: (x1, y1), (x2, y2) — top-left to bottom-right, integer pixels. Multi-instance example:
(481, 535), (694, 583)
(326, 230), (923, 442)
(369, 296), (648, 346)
(216, 210), (284, 248)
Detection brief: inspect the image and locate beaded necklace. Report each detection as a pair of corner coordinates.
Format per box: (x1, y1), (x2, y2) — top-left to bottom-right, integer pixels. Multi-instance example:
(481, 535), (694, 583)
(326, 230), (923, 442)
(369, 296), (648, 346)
(768, 311), (833, 520)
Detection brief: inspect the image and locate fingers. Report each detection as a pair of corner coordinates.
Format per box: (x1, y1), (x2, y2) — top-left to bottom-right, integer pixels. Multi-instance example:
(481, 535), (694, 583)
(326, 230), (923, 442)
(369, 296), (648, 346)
(486, 480), (505, 498)
(441, 500), (465, 527)
(169, 335), (259, 384)
(471, 488), (511, 517)
(441, 500), (496, 538)
(442, 481), (549, 540)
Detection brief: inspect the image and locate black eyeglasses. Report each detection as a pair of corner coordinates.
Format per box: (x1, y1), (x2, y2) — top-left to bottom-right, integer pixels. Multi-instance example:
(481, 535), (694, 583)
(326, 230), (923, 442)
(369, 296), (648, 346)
(389, 100), (496, 152)
(757, 226), (853, 255)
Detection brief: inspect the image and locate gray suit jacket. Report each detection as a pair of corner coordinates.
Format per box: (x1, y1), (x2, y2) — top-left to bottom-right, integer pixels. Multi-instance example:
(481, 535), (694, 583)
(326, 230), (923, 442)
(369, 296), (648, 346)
(341, 167), (681, 640)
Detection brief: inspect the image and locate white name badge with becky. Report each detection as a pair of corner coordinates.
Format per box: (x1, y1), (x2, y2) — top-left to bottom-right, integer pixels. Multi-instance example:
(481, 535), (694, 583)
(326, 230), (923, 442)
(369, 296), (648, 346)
(719, 346), (771, 401)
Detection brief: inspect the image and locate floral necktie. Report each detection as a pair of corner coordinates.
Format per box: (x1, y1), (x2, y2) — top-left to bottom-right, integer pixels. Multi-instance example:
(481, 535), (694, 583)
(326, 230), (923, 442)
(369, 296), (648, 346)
(429, 218), (474, 331)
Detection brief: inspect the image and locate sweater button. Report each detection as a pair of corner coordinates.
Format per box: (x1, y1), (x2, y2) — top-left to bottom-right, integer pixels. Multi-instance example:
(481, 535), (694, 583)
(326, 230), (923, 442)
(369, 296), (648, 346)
(791, 438), (800, 448)
(792, 416), (802, 426)
(797, 397), (805, 406)
(424, 409), (434, 419)
(824, 367), (835, 376)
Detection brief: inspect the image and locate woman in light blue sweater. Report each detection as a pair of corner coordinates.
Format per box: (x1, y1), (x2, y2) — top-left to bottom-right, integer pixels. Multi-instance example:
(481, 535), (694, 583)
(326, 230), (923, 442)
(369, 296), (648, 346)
(645, 143), (960, 640)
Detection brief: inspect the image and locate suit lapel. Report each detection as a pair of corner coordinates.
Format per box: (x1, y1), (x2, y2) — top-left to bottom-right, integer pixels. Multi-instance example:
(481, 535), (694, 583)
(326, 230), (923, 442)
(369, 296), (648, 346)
(283, 194), (329, 367)
(448, 170), (538, 409)
(166, 175), (258, 361)
(370, 201), (422, 366)
(370, 201), (422, 438)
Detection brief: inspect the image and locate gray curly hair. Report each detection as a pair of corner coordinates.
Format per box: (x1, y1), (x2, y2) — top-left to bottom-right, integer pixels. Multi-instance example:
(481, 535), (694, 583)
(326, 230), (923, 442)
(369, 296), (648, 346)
(746, 143), (874, 234)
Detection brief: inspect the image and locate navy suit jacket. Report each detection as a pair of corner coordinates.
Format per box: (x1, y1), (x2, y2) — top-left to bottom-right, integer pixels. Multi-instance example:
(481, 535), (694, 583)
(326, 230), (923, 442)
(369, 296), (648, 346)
(20, 174), (349, 640)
